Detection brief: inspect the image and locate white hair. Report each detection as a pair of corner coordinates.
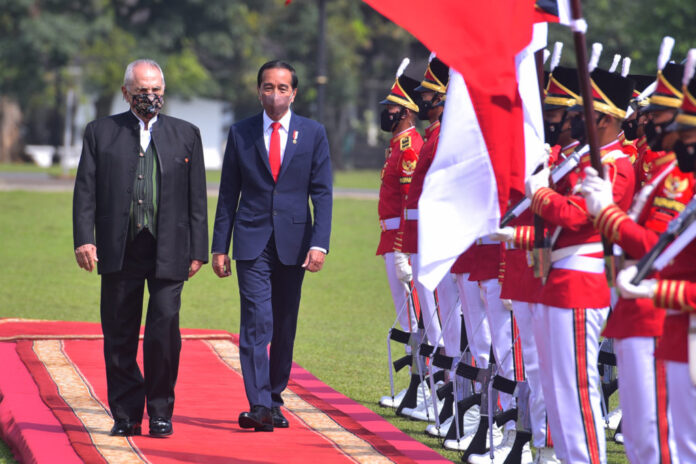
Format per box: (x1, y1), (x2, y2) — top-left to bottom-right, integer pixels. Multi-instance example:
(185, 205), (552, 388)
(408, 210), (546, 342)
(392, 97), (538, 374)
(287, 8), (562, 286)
(123, 59), (165, 89)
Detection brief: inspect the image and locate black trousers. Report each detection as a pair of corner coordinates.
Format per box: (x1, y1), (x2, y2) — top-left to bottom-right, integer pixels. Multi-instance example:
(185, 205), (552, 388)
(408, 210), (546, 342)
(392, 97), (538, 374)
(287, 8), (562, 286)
(100, 230), (184, 422)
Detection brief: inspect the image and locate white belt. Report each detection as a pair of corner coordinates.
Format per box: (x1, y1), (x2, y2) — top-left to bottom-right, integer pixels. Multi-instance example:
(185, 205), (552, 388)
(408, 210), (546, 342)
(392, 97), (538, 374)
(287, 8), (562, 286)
(552, 255), (605, 274)
(380, 217), (400, 231)
(551, 243), (604, 263)
(404, 209), (418, 221)
(476, 236), (497, 246)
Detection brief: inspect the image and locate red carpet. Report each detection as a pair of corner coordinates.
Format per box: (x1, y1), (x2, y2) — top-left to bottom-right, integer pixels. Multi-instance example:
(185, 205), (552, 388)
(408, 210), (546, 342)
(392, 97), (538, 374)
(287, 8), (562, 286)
(0, 319), (449, 464)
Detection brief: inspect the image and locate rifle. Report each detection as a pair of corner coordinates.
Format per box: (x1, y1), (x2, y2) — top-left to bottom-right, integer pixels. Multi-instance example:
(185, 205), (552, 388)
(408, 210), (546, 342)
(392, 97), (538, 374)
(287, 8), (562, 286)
(500, 146), (587, 227)
(631, 196), (696, 284)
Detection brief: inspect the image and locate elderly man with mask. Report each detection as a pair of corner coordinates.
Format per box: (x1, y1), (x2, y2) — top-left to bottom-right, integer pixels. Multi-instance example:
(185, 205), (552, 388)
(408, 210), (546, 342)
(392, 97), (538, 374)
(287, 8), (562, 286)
(73, 59), (209, 437)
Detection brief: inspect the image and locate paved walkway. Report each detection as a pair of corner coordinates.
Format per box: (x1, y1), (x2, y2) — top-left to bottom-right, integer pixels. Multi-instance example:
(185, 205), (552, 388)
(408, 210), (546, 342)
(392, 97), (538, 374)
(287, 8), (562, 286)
(0, 172), (378, 199)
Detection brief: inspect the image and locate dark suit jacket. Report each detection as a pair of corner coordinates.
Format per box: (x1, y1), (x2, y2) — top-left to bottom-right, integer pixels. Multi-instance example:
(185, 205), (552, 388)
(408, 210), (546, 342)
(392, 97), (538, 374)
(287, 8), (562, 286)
(211, 112), (332, 265)
(73, 111), (208, 281)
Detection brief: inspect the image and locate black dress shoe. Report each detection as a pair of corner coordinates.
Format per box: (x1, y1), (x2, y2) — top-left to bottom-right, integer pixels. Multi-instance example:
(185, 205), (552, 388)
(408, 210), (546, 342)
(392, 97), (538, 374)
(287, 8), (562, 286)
(110, 420), (142, 437)
(149, 417), (173, 437)
(271, 406), (289, 428)
(238, 405), (273, 432)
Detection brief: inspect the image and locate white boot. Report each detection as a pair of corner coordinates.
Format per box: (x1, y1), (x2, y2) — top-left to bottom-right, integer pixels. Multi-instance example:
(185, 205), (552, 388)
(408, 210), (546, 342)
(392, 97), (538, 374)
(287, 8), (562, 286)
(426, 415), (453, 437)
(379, 387), (407, 408)
(604, 407), (621, 430)
(443, 421), (502, 451)
(467, 429), (516, 463)
(613, 432), (624, 444)
(520, 442), (533, 464)
(533, 447), (561, 464)
(402, 390), (444, 421)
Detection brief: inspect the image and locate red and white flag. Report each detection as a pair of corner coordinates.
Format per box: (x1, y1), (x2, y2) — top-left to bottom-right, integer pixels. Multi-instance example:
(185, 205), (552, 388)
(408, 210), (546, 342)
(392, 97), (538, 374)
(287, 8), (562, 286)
(364, 0), (546, 289)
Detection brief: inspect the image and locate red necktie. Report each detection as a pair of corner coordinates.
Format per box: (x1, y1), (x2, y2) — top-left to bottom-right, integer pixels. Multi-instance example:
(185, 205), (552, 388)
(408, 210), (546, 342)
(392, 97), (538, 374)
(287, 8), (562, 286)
(269, 122), (282, 182)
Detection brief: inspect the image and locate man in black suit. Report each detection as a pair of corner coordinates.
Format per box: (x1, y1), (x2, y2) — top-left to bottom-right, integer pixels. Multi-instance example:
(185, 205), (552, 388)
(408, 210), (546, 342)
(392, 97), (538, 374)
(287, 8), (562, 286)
(73, 59), (208, 437)
(211, 60), (332, 432)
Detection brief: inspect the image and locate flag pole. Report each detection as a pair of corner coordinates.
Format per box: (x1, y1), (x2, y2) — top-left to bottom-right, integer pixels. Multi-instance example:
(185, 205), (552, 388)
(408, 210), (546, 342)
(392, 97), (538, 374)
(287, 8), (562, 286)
(569, 0), (617, 284)
(533, 50), (551, 280)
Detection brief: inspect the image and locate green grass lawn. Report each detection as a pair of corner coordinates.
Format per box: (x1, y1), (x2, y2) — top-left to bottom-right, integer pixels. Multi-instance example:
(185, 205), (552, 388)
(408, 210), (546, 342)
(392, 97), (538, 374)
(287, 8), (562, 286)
(0, 188), (627, 463)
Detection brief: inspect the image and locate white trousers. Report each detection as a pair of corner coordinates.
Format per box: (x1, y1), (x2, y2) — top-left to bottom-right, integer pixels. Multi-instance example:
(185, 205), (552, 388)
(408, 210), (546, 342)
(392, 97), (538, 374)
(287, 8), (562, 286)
(383, 252), (417, 333)
(411, 253), (443, 347)
(615, 337), (678, 464)
(512, 300), (551, 448)
(455, 273), (491, 369)
(666, 361), (696, 463)
(435, 273), (463, 357)
(534, 305), (609, 464)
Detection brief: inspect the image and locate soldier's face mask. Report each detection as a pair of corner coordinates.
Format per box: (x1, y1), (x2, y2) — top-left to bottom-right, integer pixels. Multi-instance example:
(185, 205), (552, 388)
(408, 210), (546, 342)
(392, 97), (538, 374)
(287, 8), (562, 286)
(673, 139), (696, 173)
(381, 107), (404, 132)
(645, 117), (675, 151)
(544, 111), (567, 146)
(130, 93), (163, 119)
(569, 113), (586, 142)
(417, 98), (433, 121)
(621, 118), (639, 141)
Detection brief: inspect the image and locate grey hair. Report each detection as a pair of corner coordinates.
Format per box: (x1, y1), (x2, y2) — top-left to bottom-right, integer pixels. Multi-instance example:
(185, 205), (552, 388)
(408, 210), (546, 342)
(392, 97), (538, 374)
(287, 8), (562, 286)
(123, 59), (165, 89)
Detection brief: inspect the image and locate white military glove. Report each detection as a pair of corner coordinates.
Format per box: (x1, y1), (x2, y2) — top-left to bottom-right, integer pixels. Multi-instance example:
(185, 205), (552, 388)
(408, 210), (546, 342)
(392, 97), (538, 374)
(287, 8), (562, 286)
(525, 166), (550, 198)
(616, 265), (657, 299)
(581, 166), (614, 216)
(393, 251), (413, 283)
(488, 227), (515, 242)
(501, 299), (514, 311)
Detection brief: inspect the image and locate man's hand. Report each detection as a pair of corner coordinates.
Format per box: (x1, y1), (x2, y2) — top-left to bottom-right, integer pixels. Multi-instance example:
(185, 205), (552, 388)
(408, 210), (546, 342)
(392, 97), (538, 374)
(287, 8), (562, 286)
(212, 253), (232, 278)
(75, 244), (98, 272)
(616, 265), (657, 299)
(189, 259), (205, 278)
(581, 166), (614, 216)
(488, 227), (515, 243)
(302, 249), (326, 272)
(525, 166), (550, 199)
(393, 251), (412, 283)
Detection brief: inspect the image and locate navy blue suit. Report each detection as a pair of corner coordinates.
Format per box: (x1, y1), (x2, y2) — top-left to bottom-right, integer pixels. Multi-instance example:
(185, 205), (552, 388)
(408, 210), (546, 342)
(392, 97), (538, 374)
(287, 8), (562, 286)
(212, 111), (332, 408)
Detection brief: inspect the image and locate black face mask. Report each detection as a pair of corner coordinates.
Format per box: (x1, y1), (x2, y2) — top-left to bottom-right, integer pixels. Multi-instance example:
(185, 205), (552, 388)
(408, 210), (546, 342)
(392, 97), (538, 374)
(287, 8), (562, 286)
(673, 139), (696, 173)
(417, 98), (433, 121)
(131, 93), (163, 119)
(645, 118), (674, 151)
(621, 118), (639, 141)
(570, 113), (586, 143)
(381, 108), (404, 132)
(544, 112), (567, 146)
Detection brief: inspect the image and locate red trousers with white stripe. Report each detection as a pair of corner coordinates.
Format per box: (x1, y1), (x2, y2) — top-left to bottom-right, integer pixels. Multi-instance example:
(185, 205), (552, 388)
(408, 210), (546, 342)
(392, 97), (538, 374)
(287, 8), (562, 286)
(534, 305), (609, 464)
(615, 337), (677, 464)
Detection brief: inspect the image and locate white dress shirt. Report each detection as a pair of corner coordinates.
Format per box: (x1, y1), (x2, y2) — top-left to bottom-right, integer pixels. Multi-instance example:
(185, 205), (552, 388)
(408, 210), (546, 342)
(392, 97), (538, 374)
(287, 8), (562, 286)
(132, 110), (158, 151)
(262, 110), (292, 163)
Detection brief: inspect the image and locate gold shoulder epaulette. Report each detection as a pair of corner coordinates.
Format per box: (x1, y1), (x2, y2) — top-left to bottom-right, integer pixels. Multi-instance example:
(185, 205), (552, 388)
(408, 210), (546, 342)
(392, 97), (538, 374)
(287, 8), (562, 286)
(400, 136), (412, 151)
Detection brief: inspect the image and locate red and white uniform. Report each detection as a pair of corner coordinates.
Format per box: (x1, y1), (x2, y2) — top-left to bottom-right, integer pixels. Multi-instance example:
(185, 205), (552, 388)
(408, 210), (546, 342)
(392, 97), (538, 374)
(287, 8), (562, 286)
(594, 153), (690, 464)
(521, 140), (635, 464)
(500, 192), (550, 448)
(648, 242), (696, 462)
(378, 127), (422, 334)
(399, 121), (462, 355)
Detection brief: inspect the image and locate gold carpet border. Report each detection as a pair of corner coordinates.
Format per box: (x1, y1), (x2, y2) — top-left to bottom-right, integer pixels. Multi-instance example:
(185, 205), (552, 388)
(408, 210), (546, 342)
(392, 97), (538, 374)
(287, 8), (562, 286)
(33, 339), (150, 464)
(206, 339), (395, 464)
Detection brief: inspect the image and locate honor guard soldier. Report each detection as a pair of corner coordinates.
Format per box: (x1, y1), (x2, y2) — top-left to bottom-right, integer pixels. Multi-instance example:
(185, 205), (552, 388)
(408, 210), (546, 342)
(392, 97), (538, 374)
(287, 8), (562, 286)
(585, 55), (696, 464)
(395, 55), (461, 423)
(486, 64), (586, 464)
(377, 58), (426, 413)
(516, 68), (636, 464)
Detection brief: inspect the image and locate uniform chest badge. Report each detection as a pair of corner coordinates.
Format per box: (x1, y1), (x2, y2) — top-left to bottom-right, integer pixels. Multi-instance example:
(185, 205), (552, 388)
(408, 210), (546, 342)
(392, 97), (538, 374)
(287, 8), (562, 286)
(663, 174), (689, 199)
